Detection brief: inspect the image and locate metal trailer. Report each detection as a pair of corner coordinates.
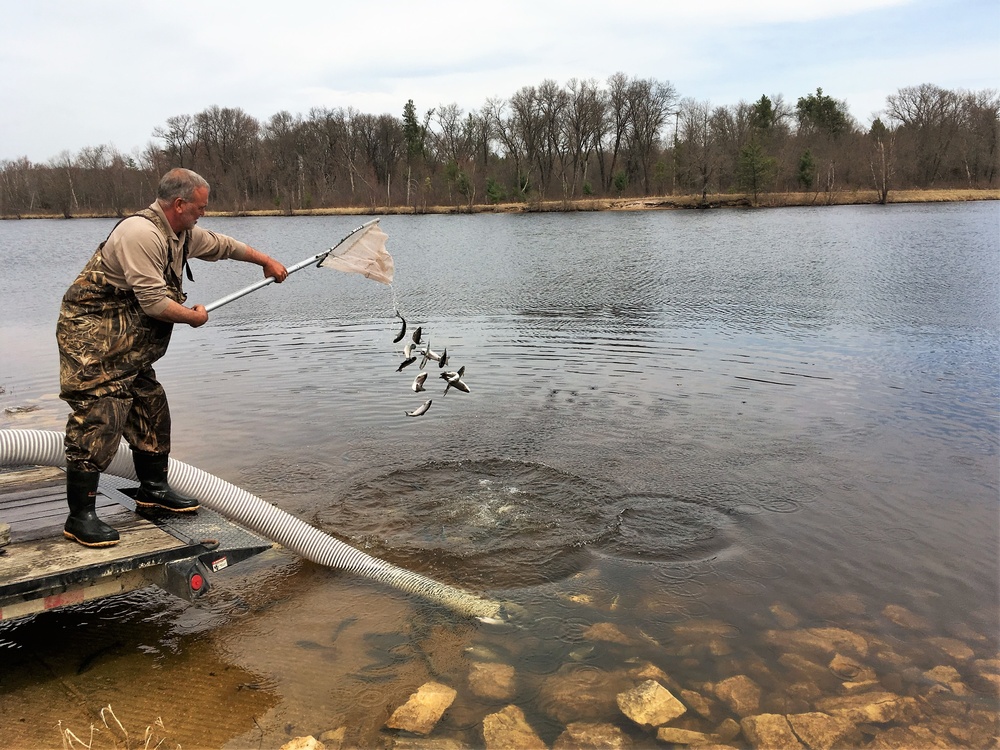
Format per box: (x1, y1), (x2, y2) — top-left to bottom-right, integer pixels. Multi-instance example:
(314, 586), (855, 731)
(0, 465), (272, 623)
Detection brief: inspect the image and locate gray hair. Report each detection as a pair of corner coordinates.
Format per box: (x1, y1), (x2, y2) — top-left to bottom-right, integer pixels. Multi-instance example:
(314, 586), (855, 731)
(156, 168), (210, 202)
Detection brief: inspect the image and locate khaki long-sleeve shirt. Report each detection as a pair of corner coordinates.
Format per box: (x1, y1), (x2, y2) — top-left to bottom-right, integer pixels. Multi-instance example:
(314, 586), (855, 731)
(99, 202), (249, 316)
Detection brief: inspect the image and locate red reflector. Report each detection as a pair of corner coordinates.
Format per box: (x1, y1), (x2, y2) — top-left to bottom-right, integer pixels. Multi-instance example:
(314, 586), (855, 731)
(190, 574), (205, 591)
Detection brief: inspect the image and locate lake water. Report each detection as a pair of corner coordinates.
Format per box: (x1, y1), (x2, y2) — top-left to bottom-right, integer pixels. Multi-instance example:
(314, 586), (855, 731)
(0, 203), (997, 748)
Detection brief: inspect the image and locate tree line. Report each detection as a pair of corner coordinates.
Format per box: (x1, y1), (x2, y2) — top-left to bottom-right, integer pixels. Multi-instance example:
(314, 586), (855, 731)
(1, 75), (997, 217)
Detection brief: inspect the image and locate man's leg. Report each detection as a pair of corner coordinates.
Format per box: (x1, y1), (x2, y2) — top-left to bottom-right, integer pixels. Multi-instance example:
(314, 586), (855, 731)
(62, 394), (131, 547)
(126, 368), (199, 513)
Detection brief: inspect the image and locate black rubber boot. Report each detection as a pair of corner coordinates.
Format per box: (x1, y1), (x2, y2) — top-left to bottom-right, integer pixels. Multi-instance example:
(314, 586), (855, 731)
(64, 469), (120, 547)
(132, 451), (200, 513)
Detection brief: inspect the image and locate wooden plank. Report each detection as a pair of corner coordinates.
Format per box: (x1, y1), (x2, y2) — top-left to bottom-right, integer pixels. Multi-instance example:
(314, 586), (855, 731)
(0, 512), (183, 588)
(0, 465), (64, 489)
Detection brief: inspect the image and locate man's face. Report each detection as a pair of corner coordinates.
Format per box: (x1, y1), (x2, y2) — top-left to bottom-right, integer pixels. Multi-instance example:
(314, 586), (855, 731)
(175, 186), (209, 231)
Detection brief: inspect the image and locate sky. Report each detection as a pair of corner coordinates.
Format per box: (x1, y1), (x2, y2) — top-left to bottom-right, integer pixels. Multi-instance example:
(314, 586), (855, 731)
(1, 0), (997, 164)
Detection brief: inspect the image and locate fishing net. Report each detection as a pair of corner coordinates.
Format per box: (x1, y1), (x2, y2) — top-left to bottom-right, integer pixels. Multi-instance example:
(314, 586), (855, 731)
(320, 221), (394, 285)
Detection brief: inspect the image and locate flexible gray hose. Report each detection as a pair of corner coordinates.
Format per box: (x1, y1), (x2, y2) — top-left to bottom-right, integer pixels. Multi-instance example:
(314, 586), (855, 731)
(0, 429), (505, 621)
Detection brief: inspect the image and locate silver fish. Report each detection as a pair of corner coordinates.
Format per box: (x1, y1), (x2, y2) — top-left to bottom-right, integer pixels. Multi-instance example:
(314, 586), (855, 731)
(405, 399), (432, 417)
(419, 338), (432, 369)
(438, 348), (448, 367)
(392, 312), (406, 344)
(441, 366), (469, 395)
(403, 341), (415, 358)
(412, 372), (428, 392)
(444, 378), (470, 395)
(396, 356), (417, 372)
(411, 326), (422, 345)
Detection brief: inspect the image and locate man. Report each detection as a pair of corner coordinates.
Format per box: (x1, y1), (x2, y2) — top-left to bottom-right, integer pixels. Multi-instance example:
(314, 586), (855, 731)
(56, 168), (288, 547)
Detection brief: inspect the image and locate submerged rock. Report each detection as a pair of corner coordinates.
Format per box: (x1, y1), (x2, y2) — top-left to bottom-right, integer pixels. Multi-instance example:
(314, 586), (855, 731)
(317, 727), (345, 750)
(468, 661), (517, 701)
(583, 621), (634, 645)
(925, 636), (975, 662)
(553, 721), (632, 749)
(785, 711), (858, 750)
(679, 688), (718, 721)
(538, 664), (630, 725)
(882, 604), (932, 631)
(655, 726), (716, 745)
(739, 714), (803, 749)
(616, 679), (686, 728)
(713, 675), (761, 718)
(815, 690), (917, 724)
(386, 681), (458, 736)
(279, 738), (326, 750)
(482, 704), (546, 750)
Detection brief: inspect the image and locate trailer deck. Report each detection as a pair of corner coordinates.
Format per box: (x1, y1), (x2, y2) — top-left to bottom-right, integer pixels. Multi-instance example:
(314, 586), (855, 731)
(0, 465), (273, 622)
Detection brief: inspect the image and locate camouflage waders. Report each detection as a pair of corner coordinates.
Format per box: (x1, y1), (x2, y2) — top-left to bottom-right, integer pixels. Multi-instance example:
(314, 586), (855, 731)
(57, 209), (189, 473)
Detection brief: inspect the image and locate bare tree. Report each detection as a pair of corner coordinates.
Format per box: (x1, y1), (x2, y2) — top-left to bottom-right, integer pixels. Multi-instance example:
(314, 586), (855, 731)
(626, 77), (678, 194)
(152, 115), (198, 168)
(885, 84), (963, 186)
(563, 78), (605, 197)
(597, 72), (632, 192)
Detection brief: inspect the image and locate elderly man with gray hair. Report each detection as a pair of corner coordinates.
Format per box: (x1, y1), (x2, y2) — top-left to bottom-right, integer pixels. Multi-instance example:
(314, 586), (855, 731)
(56, 167), (288, 547)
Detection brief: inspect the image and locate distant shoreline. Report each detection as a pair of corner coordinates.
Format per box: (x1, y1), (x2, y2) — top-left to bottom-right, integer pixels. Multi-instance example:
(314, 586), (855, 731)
(3, 188), (997, 220)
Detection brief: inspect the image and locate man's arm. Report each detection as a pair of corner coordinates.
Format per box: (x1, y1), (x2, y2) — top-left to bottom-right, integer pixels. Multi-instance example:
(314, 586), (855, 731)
(240, 246), (288, 283)
(151, 246), (287, 328)
(150, 300), (210, 327)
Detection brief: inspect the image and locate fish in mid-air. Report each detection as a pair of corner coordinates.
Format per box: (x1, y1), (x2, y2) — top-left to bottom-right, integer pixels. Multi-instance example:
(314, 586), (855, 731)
(397, 356), (417, 372)
(419, 338), (433, 369)
(412, 372), (428, 392)
(403, 341), (416, 358)
(438, 348), (448, 367)
(440, 366), (470, 395)
(405, 399), (432, 417)
(392, 312), (406, 343)
(411, 326), (422, 345)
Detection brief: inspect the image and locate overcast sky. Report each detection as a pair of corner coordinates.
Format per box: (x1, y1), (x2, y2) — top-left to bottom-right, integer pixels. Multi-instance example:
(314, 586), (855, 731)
(2, 0), (997, 163)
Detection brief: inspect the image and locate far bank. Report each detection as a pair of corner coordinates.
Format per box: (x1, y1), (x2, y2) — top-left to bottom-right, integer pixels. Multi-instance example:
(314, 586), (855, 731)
(2, 188), (998, 220)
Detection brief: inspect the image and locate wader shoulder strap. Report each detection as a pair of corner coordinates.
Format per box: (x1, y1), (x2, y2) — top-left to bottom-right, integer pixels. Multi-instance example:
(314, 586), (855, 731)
(130, 208), (195, 282)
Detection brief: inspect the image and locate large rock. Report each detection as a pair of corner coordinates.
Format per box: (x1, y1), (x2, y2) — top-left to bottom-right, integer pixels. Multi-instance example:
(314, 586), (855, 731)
(553, 721), (631, 749)
(616, 679), (686, 728)
(786, 712), (858, 750)
(469, 661), (517, 701)
(739, 714), (803, 749)
(482, 704), (546, 750)
(713, 675), (761, 718)
(386, 681), (457, 736)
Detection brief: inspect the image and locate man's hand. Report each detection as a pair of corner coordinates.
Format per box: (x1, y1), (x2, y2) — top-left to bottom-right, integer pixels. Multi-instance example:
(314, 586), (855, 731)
(188, 304), (209, 328)
(263, 258), (289, 283)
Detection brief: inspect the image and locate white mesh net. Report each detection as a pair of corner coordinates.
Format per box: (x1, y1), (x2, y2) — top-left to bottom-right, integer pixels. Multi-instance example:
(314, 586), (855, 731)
(319, 221), (394, 285)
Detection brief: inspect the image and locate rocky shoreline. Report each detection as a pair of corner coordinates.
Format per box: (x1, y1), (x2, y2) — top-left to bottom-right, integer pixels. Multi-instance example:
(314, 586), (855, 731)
(274, 596), (998, 749)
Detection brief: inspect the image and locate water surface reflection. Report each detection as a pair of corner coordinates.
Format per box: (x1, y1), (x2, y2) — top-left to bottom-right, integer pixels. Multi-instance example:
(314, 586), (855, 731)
(1, 203), (997, 747)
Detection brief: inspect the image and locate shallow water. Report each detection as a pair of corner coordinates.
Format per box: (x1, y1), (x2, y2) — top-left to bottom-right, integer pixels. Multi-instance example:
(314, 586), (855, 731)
(0, 203), (997, 747)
